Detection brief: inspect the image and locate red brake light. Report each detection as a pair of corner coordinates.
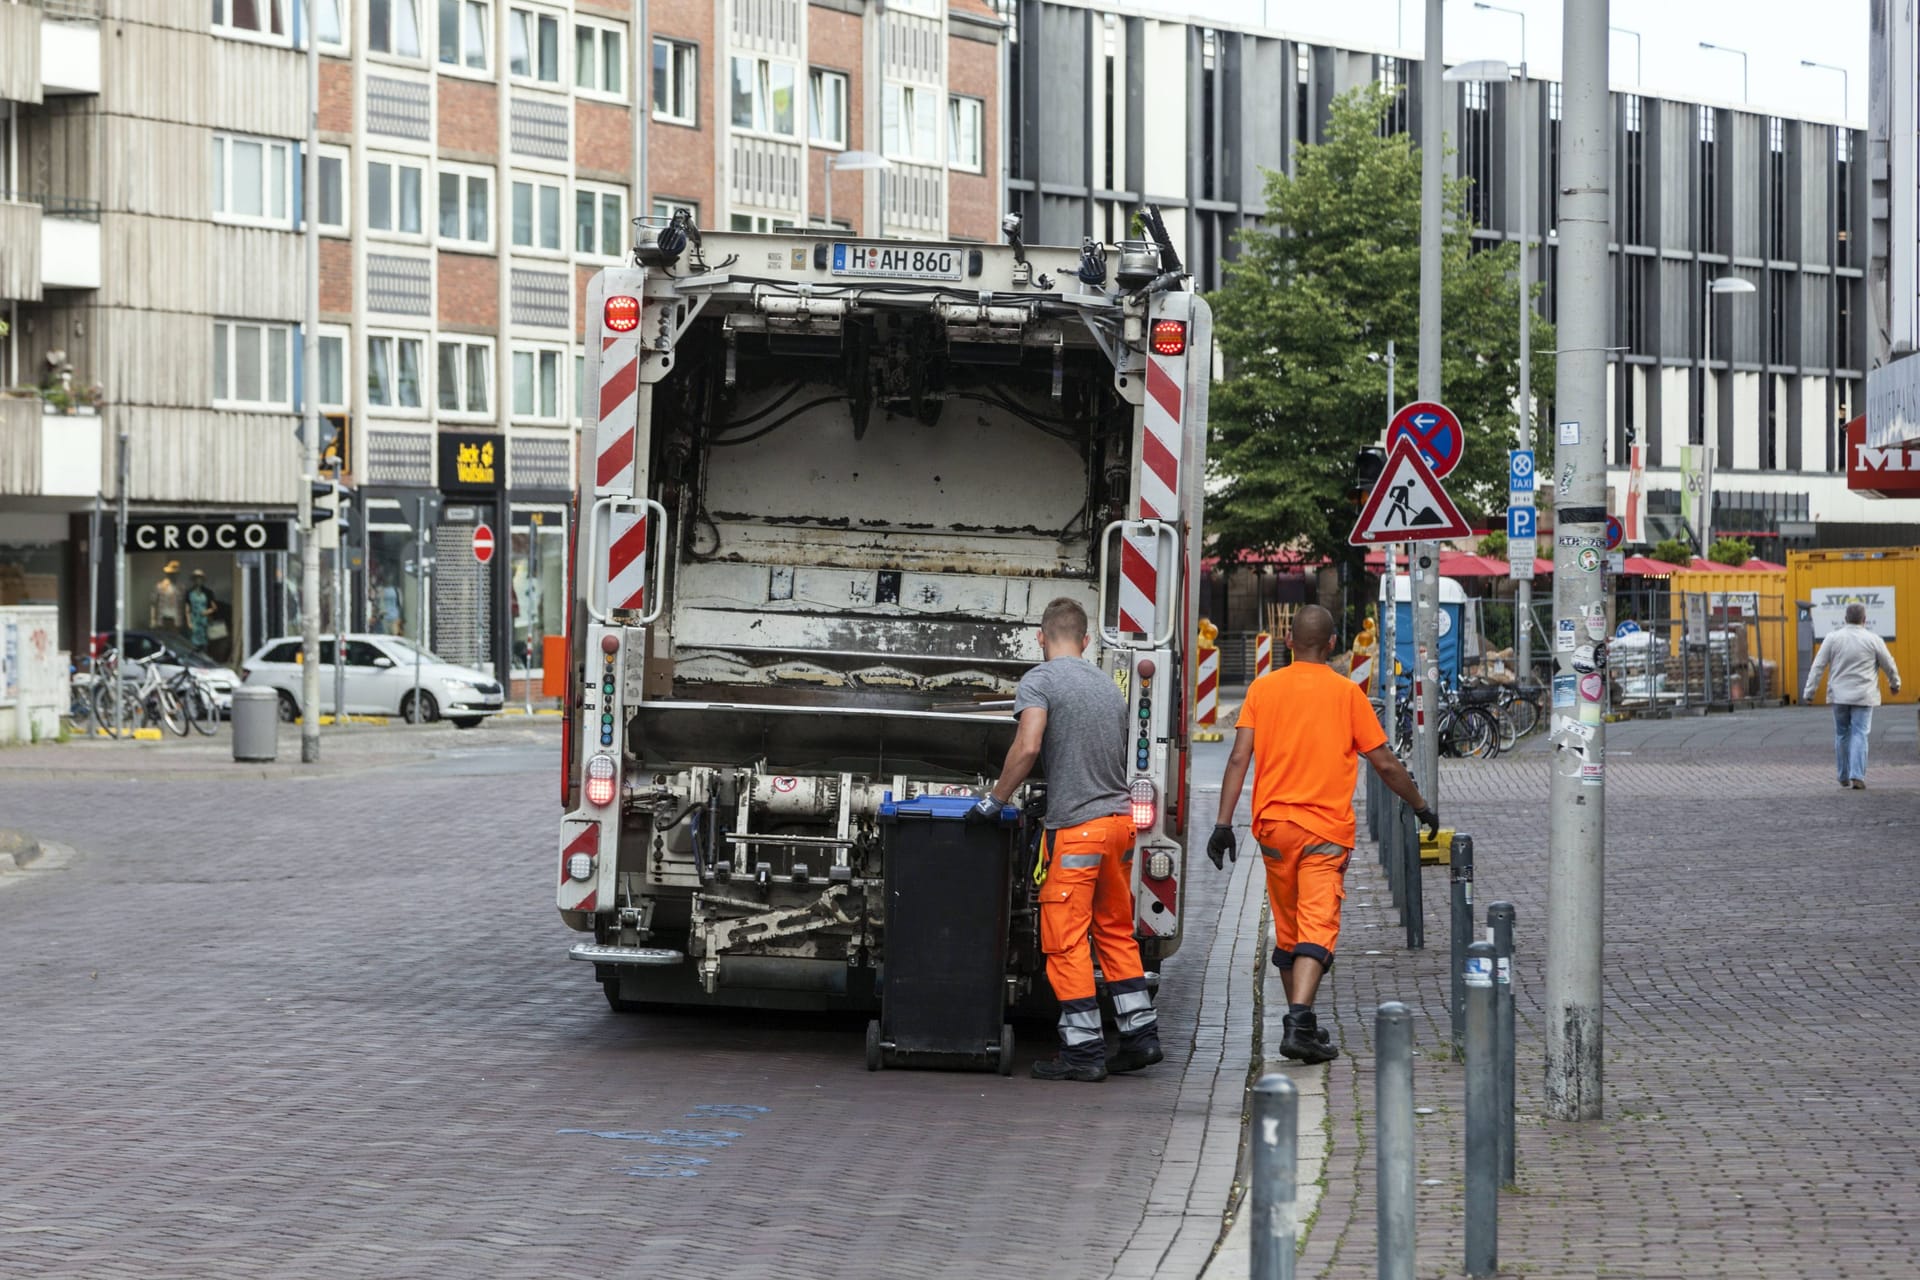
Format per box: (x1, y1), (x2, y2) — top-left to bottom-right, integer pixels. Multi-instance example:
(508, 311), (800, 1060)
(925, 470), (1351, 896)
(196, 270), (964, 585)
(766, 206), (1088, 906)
(585, 753), (619, 807)
(1130, 778), (1157, 831)
(605, 295), (641, 333)
(1150, 319), (1187, 357)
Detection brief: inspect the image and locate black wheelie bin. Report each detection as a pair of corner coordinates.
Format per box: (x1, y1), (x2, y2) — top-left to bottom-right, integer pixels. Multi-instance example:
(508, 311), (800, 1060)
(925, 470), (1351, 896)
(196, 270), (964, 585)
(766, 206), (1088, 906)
(866, 793), (1017, 1075)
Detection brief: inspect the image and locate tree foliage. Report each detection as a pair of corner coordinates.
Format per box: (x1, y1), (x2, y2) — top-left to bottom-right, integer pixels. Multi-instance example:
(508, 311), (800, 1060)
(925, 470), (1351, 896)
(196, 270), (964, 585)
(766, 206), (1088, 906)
(1653, 538), (1695, 567)
(1205, 84), (1554, 569)
(1707, 536), (1755, 567)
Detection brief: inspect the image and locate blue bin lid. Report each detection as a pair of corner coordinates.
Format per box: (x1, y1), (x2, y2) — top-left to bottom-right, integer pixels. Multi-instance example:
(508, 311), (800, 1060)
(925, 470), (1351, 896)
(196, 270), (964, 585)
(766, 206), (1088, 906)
(878, 792), (1017, 823)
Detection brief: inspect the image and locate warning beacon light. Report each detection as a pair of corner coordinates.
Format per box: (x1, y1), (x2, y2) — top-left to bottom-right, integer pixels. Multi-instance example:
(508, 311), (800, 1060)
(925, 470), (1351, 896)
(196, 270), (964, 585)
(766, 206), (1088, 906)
(1150, 319), (1187, 357)
(1130, 778), (1158, 831)
(604, 295), (641, 333)
(585, 753), (619, 807)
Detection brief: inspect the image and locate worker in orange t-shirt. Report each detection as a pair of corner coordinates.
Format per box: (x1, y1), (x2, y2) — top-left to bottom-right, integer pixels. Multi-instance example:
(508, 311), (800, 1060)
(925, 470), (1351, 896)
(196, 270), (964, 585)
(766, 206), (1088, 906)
(1206, 605), (1436, 1063)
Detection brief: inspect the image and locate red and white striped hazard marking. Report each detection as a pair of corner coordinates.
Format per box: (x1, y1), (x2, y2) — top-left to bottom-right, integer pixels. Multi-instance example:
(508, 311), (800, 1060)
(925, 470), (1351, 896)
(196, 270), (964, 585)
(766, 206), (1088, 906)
(558, 821), (600, 913)
(1254, 631), (1272, 680)
(607, 508), (648, 613)
(1117, 531), (1160, 634)
(1195, 645), (1219, 727)
(596, 333), (639, 496)
(1138, 352), (1183, 521)
(1135, 867), (1178, 938)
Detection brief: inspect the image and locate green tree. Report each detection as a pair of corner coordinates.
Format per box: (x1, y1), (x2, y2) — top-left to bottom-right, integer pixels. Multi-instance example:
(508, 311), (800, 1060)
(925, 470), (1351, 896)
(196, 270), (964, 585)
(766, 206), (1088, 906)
(1205, 84), (1554, 571)
(1477, 529), (1508, 558)
(1707, 536), (1754, 567)
(1653, 537), (1695, 567)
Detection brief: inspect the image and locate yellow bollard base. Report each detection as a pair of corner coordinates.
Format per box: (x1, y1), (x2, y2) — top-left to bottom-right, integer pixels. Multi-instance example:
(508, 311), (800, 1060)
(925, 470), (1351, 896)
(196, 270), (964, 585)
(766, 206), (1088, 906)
(1419, 828), (1454, 866)
(1192, 730), (1224, 742)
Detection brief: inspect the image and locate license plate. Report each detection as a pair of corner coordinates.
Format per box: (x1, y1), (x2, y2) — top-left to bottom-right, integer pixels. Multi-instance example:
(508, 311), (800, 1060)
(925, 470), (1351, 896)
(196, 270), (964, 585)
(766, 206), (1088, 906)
(829, 242), (963, 281)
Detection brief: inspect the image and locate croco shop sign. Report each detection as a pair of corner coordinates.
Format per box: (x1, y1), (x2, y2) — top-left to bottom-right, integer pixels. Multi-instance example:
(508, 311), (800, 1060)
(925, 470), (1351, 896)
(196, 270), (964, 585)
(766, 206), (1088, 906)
(124, 517), (292, 553)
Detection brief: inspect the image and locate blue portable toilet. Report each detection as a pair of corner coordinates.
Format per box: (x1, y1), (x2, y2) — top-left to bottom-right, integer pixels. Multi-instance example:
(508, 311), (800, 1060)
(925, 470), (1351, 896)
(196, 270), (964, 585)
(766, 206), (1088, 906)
(1379, 574), (1468, 687)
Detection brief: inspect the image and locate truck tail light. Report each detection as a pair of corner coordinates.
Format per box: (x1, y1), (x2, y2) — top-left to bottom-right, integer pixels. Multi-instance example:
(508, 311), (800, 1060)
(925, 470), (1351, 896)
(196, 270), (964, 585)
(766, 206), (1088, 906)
(567, 852), (594, 881)
(1130, 778), (1157, 830)
(605, 295), (641, 333)
(585, 753), (619, 807)
(1145, 849), (1175, 881)
(1150, 319), (1187, 356)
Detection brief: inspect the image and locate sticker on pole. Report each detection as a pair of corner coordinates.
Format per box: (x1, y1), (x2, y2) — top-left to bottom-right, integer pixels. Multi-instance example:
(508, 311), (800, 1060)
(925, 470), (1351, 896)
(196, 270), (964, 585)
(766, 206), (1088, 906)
(1349, 435), (1473, 545)
(1387, 401), (1465, 478)
(472, 522), (495, 564)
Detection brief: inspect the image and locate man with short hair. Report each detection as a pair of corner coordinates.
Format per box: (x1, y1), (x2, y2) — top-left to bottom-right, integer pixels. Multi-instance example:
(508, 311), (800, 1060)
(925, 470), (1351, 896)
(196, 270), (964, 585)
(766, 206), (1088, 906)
(1208, 605), (1436, 1064)
(1804, 602), (1901, 790)
(971, 596), (1162, 1082)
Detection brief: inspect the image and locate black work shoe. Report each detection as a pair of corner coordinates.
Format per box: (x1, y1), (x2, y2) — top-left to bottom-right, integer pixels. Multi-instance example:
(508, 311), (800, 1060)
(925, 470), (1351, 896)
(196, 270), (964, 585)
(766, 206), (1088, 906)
(1031, 1056), (1107, 1082)
(1851, 779), (1867, 790)
(1279, 1013), (1340, 1064)
(1108, 1042), (1164, 1074)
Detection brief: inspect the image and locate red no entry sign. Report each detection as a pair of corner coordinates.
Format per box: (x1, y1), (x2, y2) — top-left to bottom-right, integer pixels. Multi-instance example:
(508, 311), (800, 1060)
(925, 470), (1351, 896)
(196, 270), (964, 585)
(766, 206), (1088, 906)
(472, 522), (495, 564)
(1387, 400), (1465, 479)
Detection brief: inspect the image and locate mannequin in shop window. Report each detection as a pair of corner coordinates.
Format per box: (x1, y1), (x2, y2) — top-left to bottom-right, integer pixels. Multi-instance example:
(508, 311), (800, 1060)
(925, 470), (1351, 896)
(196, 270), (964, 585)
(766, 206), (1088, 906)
(371, 568), (402, 635)
(185, 570), (217, 651)
(151, 560), (184, 631)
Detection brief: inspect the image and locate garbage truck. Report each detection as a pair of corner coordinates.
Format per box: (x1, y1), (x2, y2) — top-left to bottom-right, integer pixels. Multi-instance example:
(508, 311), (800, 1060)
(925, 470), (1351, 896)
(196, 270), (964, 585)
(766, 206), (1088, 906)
(557, 210), (1212, 1018)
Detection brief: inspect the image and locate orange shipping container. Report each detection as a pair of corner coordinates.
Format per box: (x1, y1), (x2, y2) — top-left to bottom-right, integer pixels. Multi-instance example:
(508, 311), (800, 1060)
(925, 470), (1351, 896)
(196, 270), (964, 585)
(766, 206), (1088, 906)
(1668, 569), (1792, 700)
(1785, 548), (1920, 705)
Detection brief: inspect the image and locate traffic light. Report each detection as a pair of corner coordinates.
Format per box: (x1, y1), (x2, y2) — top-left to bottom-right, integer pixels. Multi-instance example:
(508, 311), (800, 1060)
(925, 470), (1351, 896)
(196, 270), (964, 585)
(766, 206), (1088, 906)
(1350, 447), (1386, 506)
(311, 479), (337, 524)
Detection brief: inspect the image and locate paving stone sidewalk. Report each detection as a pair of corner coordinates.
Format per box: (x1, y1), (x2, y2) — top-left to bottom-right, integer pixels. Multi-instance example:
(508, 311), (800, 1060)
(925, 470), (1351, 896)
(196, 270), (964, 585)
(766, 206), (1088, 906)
(1300, 708), (1920, 1279)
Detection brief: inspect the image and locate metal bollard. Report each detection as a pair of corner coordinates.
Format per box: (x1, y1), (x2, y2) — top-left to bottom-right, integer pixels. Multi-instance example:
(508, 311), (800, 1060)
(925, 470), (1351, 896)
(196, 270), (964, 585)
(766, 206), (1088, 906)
(1489, 902), (1517, 1183)
(1464, 939), (1498, 1277)
(1250, 1073), (1298, 1280)
(1375, 1001), (1415, 1280)
(1402, 802), (1424, 950)
(1387, 798), (1406, 913)
(1449, 833), (1475, 1055)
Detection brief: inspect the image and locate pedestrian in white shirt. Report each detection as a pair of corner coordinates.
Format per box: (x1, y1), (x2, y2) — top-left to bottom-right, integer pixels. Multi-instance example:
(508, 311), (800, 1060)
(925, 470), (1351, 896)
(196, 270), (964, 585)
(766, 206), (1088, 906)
(1803, 603), (1901, 789)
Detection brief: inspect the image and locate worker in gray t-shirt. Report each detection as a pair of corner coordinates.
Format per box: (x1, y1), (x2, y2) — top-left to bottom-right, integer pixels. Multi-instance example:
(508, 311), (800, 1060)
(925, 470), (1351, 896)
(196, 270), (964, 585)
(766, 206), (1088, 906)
(970, 596), (1161, 1083)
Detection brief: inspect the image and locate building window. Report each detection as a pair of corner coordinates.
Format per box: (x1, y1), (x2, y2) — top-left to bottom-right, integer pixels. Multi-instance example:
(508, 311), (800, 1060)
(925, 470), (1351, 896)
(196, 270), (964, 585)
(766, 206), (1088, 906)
(317, 147), (350, 233)
(729, 213), (796, 233)
(311, 0), (345, 48)
(367, 156), (427, 237)
(318, 328), (350, 409)
(213, 0), (287, 41)
(949, 96), (983, 173)
(512, 345), (565, 421)
(511, 176), (565, 252)
(731, 56), (798, 137)
(438, 165), (493, 249)
(509, 6), (562, 84)
(575, 182), (629, 260)
(574, 18), (626, 98)
(212, 133), (293, 227)
(367, 332), (427, 411)
(213, 320), (294, 409)
(437, 339), (493, 417)
(437, 0), (489, 71)
(653, 38), (697, 125)
(809, 69), (849, 148)
(369, 0), (424, 58)
(883, 83), (940, 162)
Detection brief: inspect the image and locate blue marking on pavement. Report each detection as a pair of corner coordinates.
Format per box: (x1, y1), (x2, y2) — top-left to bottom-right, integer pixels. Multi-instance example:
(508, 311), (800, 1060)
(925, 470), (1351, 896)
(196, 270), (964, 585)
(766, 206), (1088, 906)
(560, 1105), (770, 1179)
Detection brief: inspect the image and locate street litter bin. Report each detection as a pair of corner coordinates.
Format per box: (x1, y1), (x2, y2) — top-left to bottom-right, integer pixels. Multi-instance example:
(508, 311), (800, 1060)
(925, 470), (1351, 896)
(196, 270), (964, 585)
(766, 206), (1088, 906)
(866, 793), (1016, 1075)
(231, 686), (278, 763)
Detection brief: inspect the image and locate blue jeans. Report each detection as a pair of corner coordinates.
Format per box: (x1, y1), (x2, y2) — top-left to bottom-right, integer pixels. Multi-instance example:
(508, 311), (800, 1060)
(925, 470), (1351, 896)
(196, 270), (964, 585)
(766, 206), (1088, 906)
(1833, 705), (1873, 782)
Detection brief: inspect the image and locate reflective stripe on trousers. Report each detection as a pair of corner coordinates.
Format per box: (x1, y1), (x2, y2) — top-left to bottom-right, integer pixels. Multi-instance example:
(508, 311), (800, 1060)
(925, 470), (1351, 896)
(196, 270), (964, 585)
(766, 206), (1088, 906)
(1108, 974), (1158, 1037)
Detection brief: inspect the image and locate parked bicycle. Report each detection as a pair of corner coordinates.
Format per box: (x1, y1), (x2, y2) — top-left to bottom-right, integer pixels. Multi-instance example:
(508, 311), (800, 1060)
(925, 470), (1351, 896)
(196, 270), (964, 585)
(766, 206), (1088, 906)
(1373, 675), (1502, 760)
(166, 666), (222, 736)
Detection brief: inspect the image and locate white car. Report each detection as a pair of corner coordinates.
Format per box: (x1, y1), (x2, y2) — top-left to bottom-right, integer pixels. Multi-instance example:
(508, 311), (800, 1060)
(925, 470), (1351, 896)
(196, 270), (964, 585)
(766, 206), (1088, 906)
(241, 634), (506, 727)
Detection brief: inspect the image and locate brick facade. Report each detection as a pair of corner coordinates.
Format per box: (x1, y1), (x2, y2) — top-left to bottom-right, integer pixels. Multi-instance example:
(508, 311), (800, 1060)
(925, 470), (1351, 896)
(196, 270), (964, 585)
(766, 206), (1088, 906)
(437, 78), (499, 159)
(320, 238), (352, 317)
(320, 58), (352, 134)
(946, 30), (1000, 242)
(647, 0), (717, 219)
(438, 253), (499, 330)
(807, 6), (865, 233)
(574, 100), (633, 180)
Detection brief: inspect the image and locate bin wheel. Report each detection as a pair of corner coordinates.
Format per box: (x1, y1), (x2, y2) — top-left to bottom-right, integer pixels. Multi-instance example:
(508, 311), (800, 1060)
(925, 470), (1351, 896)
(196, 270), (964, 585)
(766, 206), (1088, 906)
(865, 1020), (883, 1072)
(998, 1024), (1015, 1077)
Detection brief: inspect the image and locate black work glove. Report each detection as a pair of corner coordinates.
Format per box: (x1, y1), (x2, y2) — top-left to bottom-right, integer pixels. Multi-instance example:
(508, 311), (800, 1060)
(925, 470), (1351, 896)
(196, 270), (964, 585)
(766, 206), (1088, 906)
(1414, 806), (1440, 840)
(1206, 823), (1238, 870)
(965, 794), (1003, 826)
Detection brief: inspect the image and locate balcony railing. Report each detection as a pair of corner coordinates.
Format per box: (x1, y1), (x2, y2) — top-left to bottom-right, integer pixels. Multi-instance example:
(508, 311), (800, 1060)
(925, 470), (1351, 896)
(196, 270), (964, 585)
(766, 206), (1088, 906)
(26, 0), (102, 20)
(21, 192), (102, 222)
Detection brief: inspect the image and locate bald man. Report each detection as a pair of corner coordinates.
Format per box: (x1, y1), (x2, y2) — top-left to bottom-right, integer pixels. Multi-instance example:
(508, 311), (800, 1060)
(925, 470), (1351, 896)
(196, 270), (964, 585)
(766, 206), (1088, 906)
(1208, 605), (1436, 1063)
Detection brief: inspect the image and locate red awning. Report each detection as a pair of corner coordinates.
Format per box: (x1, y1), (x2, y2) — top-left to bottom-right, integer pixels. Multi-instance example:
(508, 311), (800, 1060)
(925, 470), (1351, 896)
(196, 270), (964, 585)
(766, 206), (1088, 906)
(1620, 555), (1685, 576)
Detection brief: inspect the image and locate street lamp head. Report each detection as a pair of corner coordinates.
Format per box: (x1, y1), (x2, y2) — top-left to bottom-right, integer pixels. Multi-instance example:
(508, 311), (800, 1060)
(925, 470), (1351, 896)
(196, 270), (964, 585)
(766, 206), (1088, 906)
(1709, 277), (1757, 295)
(1445, 58), (1514, 83)
(829, 149), (892, 172)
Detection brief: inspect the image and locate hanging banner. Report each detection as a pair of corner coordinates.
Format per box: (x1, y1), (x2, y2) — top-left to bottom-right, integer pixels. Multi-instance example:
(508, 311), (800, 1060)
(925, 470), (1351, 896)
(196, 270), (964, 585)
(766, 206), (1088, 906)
(1624, 443), (1647, 541)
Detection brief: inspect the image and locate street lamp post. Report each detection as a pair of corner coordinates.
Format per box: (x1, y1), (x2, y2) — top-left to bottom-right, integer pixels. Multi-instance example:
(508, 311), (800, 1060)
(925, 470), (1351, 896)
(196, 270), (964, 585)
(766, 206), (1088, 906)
(1699, 275), (1757, 550)
(1451, 11), (1533, 680)
(1698, 41), (1748, 103)
(1799, 59), (1849, 120)
(823, 149), (891, 232)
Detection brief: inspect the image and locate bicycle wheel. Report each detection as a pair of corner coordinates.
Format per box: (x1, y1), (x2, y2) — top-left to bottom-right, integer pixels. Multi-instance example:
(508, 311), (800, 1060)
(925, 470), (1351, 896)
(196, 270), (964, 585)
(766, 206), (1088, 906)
(1509, 694), (1540, 738)
(1493, 704), (1519, 754)
(68, 678), (96, 731)
(150, 685), (188, 736)
(1458, 707), (1500, 759)
(180, 681), (219, 736)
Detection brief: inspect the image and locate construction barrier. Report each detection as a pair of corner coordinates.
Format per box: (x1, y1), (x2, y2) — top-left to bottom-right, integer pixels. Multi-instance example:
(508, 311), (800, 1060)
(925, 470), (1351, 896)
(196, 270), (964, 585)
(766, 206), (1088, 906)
(1194, 631), (1222, 742)
(1253, 631), (1272, 680)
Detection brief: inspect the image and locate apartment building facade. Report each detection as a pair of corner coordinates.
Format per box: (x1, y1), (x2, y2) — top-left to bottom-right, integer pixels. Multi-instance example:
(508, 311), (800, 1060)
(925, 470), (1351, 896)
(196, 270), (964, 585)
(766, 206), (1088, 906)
(0, 0), (1004, 686)
(1003, 0), (1878, 552)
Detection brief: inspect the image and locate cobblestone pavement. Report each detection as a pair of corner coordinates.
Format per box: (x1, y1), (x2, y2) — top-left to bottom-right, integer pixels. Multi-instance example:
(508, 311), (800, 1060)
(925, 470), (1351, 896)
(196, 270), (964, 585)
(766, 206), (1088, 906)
(1301, 707), (1920, 1279)
(0, 725), (1251, 1280)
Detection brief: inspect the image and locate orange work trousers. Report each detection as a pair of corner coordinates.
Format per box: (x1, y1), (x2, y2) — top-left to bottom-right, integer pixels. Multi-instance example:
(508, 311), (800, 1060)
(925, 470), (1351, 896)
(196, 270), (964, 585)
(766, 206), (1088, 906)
(1037, 813), (1149, 1064)
(1255, 818), (1352, 970)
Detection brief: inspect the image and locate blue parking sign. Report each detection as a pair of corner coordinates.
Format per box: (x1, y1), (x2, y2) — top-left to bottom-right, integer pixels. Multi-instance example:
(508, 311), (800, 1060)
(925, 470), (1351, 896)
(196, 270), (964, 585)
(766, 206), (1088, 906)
(1509, 449), (1535, 492)
(1508, 506), (1537, 539)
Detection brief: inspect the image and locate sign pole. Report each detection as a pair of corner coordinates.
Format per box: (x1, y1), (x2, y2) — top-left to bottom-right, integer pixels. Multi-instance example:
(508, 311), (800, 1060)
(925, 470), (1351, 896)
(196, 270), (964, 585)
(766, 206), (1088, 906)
(1381, 342), (1398, 742)
(414, 496), (425, 722)
(1416, 0), (1445, 809)
(333, 479), (347, 730)
(1546, 0), (1609, 1122)
(300, 0), (321, 764)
